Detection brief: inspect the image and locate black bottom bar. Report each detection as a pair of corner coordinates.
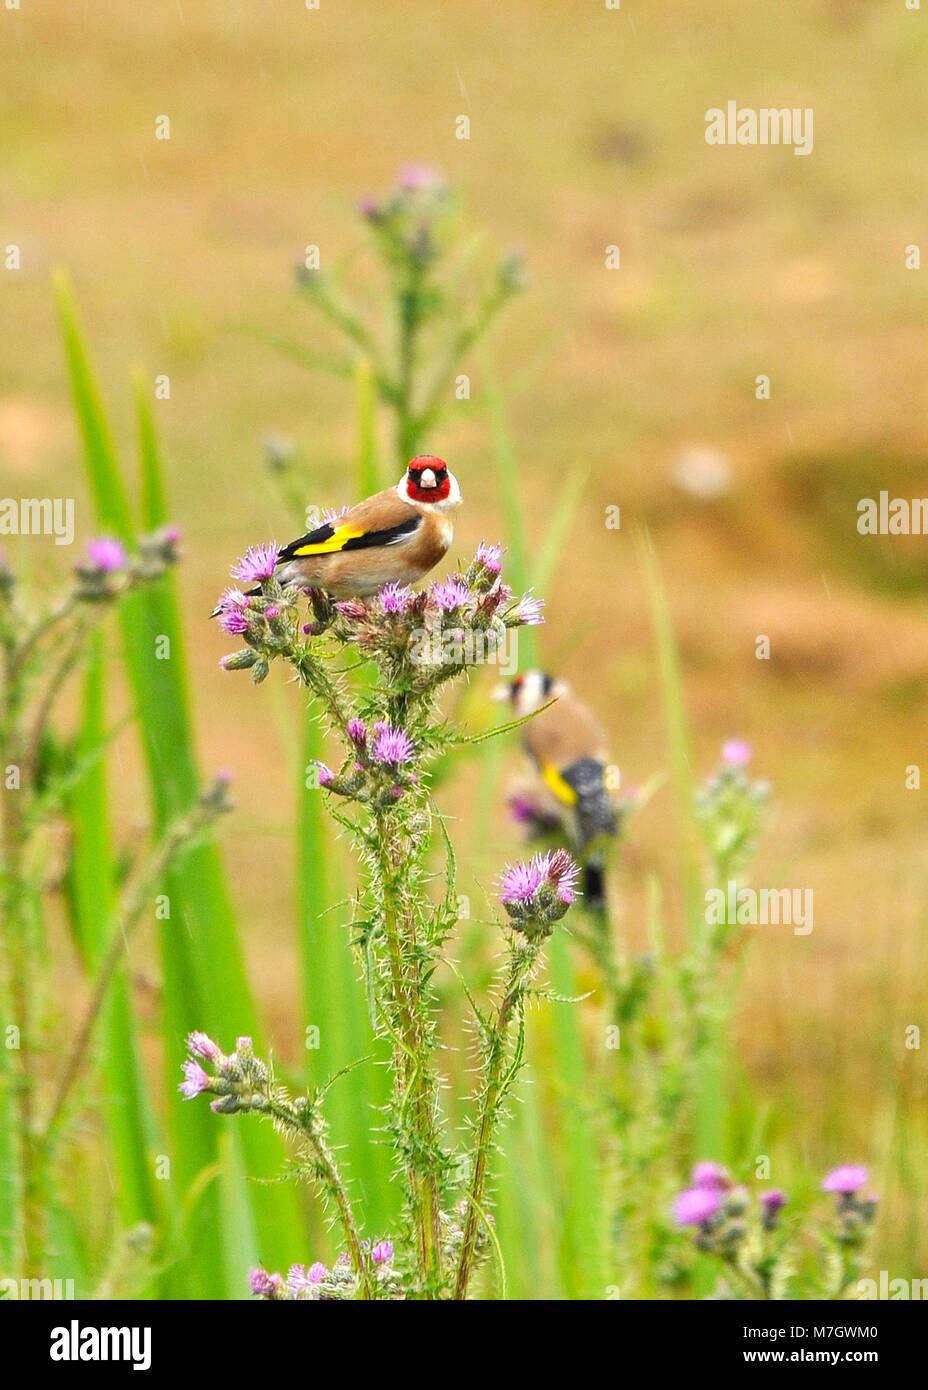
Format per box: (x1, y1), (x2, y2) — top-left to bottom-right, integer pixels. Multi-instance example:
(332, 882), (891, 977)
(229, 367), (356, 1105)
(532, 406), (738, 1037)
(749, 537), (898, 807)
(4, 1295), (921, 1375)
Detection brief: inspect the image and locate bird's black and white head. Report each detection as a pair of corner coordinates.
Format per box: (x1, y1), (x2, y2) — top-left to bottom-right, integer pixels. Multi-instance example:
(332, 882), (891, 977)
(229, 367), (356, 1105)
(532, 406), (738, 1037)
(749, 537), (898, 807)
(494, 670), (566, 717)
(397, 455), (461, 513)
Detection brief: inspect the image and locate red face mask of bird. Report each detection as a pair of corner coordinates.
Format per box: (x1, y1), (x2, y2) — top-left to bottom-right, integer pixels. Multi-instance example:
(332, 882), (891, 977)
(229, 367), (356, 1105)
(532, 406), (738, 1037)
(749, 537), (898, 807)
(405, 456), (452, 504)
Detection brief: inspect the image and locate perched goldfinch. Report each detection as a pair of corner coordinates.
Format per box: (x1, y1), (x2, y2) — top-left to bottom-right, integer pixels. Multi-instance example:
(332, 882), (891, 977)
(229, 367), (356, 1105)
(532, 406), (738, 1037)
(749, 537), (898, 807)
(496, 670), (618, 910)
(237, 455), (461, 603)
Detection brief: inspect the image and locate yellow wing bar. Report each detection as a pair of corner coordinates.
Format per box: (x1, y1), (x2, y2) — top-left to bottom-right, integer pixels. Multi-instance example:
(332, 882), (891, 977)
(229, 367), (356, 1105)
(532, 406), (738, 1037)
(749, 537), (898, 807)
(294, 525), (366, 556)
(542, 762), (578, 806)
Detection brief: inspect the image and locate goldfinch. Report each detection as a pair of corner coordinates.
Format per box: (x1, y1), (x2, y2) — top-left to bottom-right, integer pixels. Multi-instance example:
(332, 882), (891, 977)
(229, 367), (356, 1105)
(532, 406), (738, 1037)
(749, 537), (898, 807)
(230, 455), (461, 604)
(496, 670), (618, 910)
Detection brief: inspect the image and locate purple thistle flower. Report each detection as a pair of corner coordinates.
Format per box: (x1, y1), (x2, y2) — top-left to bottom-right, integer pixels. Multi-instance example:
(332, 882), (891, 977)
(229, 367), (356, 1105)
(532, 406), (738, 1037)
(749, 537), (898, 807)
(509, 593), (544, 626)
(264, 605), (280, 620)
(691, 1161), (731, 1192)
(335, 598), (368, 621)
(186, 1031), (222, 1064)
(545, 848), (580, 904)
(287, 1264), (313, 1294)
(476, 541), (504, 575)
(215, 586), (248, 613)
(761, 1189), (787, 1217)
(307, 1261), (328, 1284)
(249, 1268), (282, 1297)
(822, 1165), (868, 1195)
(231, 542), (278, 584)
(378, 582), (413, 614)
(314, 761), (335, 787)
(371, 722), (415, 766)
(218, 608), (249, 636)
(498, 850), (580, 909)
(497, 858), (545, 906)
(721, 738), (753, 768)
(86, 537), (127, 573)
(673, 1186), (723, 1227)
(347, 718), (367, 745)
(371, 1240), (393, 1266)
(321, 504), (350, 524)
(429, 576), (471, 612)
(178, 1059), (210, 1100)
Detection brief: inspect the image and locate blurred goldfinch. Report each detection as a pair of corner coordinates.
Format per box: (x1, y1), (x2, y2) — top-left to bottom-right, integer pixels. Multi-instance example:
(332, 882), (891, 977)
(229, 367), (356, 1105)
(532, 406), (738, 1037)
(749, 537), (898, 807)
(496, 670), (618, 910)
(226, 455), (461, 604)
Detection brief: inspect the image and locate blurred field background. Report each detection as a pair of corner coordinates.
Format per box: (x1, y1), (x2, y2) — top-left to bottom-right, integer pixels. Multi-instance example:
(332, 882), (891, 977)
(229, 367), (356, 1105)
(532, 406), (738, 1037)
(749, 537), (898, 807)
(2, 0), (927, 1291)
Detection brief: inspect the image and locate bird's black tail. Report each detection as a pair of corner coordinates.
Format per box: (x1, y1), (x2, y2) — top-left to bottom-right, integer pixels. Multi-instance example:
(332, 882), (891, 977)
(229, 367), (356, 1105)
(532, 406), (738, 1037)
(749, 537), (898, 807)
(583, 858), (608, 913)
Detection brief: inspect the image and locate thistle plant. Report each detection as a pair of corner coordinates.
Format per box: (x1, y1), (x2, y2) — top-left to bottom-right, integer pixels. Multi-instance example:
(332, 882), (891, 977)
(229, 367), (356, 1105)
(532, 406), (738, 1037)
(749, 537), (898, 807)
(502, 735), (773, 1297)
(696, 739), (771, 920)
(672, 1161), (879, 1300)
(0, 529), (230, 1280)
(285, 164), (523, 465)
(200, 540), (567, 1299)
(608, 748), (771, 1296)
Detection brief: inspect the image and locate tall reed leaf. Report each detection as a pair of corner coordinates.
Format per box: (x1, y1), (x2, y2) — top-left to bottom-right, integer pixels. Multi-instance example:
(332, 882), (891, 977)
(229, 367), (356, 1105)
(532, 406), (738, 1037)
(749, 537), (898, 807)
(68, 632), (161, 1240)
(55, 275), (303, 1295)
(485, 366), (604, 1297)
(636, 530), (727, 1181)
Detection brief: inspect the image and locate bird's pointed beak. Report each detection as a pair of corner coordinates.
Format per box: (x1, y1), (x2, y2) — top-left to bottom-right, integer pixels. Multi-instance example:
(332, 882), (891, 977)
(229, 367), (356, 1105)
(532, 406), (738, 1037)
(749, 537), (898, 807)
(419, 467), (437, 488)
(491, 680), (511, 702)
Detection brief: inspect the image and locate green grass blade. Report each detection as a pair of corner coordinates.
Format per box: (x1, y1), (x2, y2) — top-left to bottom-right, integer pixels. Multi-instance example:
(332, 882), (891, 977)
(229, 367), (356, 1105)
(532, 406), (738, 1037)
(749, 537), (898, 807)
(54, 273), (134, 539)
(494, 1067), (562, 1299)
(636, 529), (726, 1190)
(68, 631), (162, 1236)
(485, 372), (604, 1297)
(56, 275), (305, 1295)
(133, 367), (170, 527)
(547, 934), (608, 1298)
(635, 529), (702, 939)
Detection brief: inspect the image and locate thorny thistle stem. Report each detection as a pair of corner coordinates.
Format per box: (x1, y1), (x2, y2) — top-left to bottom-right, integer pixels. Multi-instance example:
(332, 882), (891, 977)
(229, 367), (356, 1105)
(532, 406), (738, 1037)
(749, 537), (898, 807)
(372, 812), (443, 1291)
(453, 850), (578, 1299)
(262, 1094), (374, 1301)
(454, 939), (541, 1300)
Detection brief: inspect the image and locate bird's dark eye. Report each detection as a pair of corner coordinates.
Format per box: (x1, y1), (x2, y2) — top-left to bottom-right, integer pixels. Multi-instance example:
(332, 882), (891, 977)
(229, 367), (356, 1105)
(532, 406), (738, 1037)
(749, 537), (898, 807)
(408, 470), (422, 484)
(434, 468), (448, 482)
